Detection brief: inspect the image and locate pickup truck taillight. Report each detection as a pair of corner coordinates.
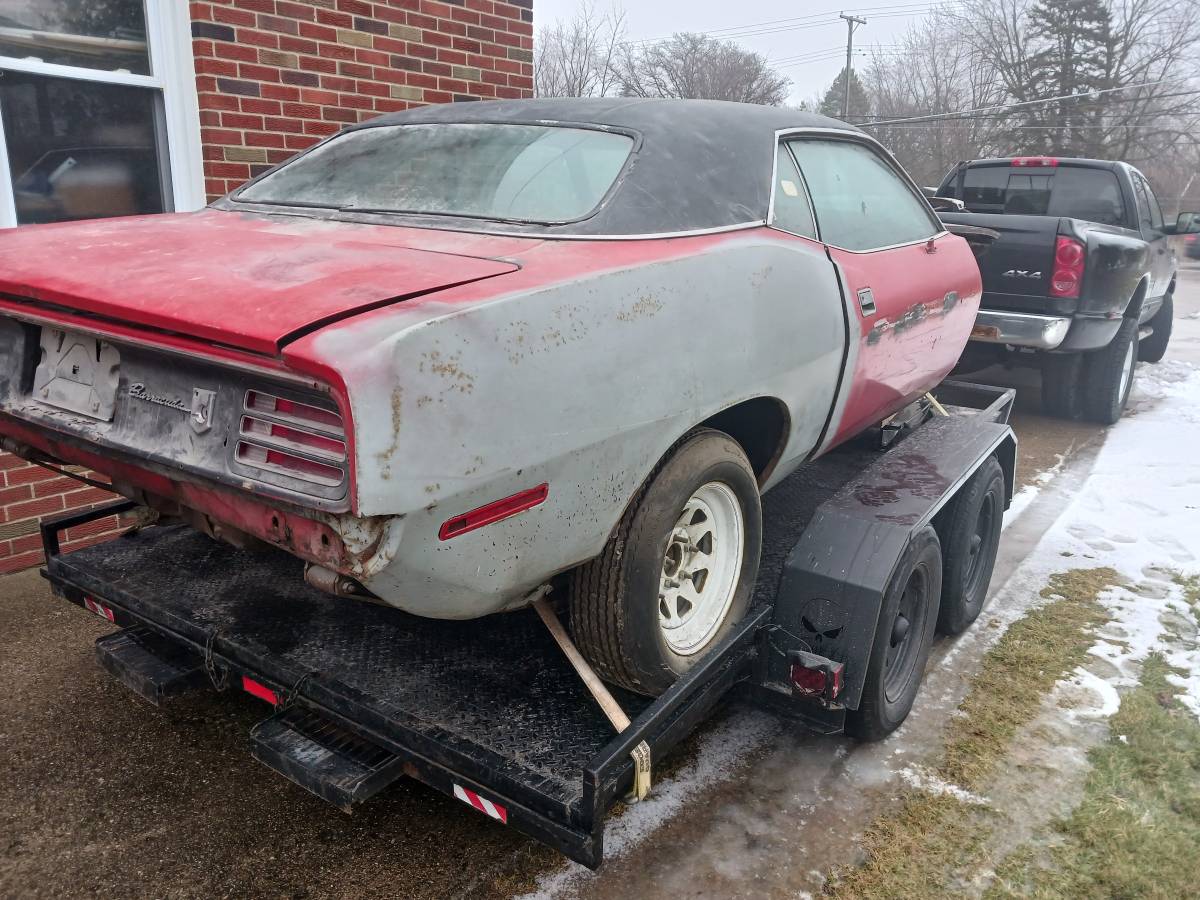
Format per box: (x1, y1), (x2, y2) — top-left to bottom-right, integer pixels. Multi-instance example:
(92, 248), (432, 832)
(237, 391), (348, 490)
(1049, 236), (1085, 299)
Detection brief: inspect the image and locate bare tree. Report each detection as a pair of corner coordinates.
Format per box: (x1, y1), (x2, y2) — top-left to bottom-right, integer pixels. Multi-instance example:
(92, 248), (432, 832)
(862, 17), (1007, 184)
(534, 2), (626, 98)
(615, 33), (790, 105)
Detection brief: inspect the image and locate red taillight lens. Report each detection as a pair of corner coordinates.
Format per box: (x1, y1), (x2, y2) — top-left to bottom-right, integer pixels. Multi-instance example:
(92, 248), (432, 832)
(237, 390), (348, 492)
(1049, 236), (1085, 299)
(789, 653), (844, 700)
(1011, 156), (1059, 167)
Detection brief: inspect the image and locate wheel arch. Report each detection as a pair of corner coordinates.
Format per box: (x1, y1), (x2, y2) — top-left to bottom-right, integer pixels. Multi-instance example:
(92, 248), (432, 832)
(697, 396), (791, 487)
(1125, 276), (1150, 320)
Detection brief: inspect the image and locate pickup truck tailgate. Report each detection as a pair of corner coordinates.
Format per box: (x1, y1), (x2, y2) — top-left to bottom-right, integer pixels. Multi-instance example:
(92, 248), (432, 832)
(939, 211), (1061, 310)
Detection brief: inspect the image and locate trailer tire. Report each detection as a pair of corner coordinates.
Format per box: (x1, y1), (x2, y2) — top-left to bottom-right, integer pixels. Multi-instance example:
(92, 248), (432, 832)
(936, 455), (1004, 636)
(568, 429), (762, 697)
(1040, 352), (1084, 419)
(1082, 315), (1139, 425)
(1138, 291), (1172, 363)
(846, 526), (942, 742)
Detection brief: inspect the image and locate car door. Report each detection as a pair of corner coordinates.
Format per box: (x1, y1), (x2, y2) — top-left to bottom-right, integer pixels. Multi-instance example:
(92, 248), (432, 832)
(785, 137), (981, 448)
(1131, 170), (1173, 308)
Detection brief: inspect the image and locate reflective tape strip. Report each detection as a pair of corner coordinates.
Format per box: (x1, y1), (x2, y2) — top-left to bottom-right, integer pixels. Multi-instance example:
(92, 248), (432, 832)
(453, 784), (508, 824)
(83, 596), (115, 622)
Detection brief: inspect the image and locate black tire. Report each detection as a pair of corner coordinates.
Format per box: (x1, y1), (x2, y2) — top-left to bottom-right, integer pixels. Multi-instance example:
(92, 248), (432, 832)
(1081, 316), (1139, 425)
(568, 429), (762, 696)
(1138, 291), (1172, 363)
(936, 456), (1004, 636)
(846, 526), (942, 742)
(1040, 352), (1084, 419)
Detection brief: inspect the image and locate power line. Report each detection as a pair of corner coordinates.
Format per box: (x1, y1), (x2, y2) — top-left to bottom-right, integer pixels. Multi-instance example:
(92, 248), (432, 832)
(858, 78), (1191, 125)
(857, 88), (1200, 125)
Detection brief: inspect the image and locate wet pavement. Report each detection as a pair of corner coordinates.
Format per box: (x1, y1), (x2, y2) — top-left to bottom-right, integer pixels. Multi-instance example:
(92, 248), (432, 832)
(2, 268), (1197, 899)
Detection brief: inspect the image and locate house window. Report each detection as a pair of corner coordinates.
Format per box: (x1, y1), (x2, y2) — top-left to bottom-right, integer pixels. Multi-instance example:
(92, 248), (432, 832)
(0, 0), (202, 228)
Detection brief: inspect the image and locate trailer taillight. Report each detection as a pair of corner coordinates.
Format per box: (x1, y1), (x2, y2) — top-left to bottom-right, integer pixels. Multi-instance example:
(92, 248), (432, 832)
(1049, 236), (1086, 299)
(789, 651), (844, 701)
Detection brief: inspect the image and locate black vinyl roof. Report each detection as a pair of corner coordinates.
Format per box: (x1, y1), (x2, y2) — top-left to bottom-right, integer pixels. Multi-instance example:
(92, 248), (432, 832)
(346, 98), (858, 236)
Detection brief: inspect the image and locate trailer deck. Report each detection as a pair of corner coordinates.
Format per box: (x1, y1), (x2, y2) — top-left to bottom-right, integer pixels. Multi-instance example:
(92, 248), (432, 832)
(41, 382), (1015, 868)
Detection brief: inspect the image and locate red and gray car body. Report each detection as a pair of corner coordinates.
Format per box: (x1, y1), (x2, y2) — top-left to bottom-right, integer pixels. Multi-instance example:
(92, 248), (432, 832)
(0, 99), (983, 618)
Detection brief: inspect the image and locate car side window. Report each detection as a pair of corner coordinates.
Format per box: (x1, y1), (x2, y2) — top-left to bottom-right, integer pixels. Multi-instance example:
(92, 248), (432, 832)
(787, 139), (940, 251)
(1140, 175), (1164, 230)
(1131, 174), (1154, 231)
(770, 143), (817, 239)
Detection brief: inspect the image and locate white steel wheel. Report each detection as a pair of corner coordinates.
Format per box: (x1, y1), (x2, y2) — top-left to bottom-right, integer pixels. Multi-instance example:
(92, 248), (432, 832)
(567, 428), (762, 697)
(657, 482), (745, 656)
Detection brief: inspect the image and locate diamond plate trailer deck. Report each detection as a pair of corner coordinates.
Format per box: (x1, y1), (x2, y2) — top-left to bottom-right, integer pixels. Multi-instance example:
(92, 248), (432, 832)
(38, 381), (1014, 869)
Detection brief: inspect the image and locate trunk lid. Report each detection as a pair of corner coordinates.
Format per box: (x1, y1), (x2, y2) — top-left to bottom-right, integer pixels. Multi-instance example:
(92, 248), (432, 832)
(0, 210), (519, 355)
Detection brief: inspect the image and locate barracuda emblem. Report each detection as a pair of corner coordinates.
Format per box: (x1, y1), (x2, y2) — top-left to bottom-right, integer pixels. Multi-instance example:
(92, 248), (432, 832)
(128, 383), (217, 433)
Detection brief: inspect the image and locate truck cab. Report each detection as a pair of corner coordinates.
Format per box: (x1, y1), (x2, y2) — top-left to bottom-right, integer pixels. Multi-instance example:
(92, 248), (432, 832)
(935, 156), (1199, 423)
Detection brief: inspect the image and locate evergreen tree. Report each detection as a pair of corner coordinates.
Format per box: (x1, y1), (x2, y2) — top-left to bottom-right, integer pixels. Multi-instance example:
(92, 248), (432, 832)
(819, 67), (871, 122)
(1018, 0), (1113, 155)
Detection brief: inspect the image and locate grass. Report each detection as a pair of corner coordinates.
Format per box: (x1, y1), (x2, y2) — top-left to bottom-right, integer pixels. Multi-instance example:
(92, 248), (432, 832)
(1173, 571), (1200, 613)
(824, 568), (1117, 898)
(986, 654), (1200, 899)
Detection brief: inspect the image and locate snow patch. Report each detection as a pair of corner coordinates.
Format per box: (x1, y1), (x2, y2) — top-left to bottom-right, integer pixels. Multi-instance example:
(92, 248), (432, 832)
(899, 765), (989, 805)
(515, 709), (780, 900)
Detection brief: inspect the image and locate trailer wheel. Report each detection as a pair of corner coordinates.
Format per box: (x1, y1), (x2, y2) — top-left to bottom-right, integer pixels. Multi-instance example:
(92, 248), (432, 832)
(1138, 291), (1172, 363)
(568, 429), (762, 696)
(1082, 316), (1139, 425)
(936, 455), (1004, 636)
(846, 526), (942, 742)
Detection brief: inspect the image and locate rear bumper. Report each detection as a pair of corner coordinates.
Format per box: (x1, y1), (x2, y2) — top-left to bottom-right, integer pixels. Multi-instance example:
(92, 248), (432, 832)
(970, 310), (1071, 350)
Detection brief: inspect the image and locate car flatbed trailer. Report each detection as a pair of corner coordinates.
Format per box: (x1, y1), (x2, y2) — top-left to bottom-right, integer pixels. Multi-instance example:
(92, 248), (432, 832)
(39, 380), (1016, 869)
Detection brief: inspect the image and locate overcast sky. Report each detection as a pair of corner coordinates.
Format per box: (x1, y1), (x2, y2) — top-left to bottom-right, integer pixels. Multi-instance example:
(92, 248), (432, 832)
(533, 2), (935, 106)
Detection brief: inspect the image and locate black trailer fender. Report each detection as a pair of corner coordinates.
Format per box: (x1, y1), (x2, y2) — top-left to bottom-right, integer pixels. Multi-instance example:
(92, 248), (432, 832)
(763, 398), (1016, 710)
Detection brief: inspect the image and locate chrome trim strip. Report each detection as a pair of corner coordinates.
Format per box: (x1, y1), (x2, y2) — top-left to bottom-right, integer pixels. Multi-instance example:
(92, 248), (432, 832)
(970, 310), (1072, 350)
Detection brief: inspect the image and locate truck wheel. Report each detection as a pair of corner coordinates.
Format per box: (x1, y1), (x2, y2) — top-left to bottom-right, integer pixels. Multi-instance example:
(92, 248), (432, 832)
(936, 456), (1004, 636)
(1138, 292), (1172, 363)
(1040, 352), (1084, 419)
(1082, 316), (1139, 425)
(568, 429), (762, 696)
(846, 526), (942, 742)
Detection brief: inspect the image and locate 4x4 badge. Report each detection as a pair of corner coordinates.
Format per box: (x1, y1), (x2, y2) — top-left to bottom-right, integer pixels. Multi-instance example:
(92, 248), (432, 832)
(190, 388), (217, 434)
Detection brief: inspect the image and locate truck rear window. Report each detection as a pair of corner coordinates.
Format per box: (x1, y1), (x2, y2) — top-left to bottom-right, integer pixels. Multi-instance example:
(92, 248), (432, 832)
(954, 166), (1127, 227)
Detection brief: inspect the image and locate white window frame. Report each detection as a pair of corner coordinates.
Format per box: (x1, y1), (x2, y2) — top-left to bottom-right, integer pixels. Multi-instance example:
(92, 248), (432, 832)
(0, 0), (203, 228)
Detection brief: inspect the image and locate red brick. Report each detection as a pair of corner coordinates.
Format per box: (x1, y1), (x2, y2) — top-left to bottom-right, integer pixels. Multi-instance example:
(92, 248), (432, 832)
(6, 465), (62, 487)
(282, 101), (322, 118)
(241, 97), (283, 115)
(239, 63), (284, 82)
(233, 0), (276, 13)
(30, 475), (83, 498)
(236, 27), (280, 48)
(212, 6), (257, 27)
(245, 131), (287, 148)
(216, 42), (259, 62)
(221, 111), (266, 129)
(0, 483), (32, 506)
(300, 87), (339, 105)
(276, 1), (317, 20)
(6, 495), (66, 523)
(0, 454), (29, 471)
(61, 486), (121, 507)
(0, 550), (46, 574)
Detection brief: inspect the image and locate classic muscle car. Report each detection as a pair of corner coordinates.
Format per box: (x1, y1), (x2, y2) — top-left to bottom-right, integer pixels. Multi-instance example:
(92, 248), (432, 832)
(0, 99), (984, 695)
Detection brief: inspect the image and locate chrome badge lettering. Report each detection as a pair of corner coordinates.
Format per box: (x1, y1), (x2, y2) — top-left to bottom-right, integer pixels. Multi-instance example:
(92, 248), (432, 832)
(1002, 269), (1042, 279)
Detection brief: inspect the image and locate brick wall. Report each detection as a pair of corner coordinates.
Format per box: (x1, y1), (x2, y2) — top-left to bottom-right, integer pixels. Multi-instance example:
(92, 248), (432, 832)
(190, 0), (535, 198)
(0, 0), (535, 574)
(0, 458), (135, 575)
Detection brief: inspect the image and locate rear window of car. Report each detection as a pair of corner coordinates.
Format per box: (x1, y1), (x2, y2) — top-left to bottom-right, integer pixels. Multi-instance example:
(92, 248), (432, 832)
(953, 165), (1127, 226)
(237, 123), (634, 224)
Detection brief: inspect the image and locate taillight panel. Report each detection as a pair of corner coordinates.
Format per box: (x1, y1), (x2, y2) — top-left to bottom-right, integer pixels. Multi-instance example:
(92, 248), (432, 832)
(235, 389), (349, 497)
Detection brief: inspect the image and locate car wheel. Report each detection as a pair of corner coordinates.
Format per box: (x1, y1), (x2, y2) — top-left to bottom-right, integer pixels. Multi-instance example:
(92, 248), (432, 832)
(568, 428), (762, 696)
(1138, 292), (1172, 364)
(1040, 352), (1084, 419)
(846, 526), (942, 742)
(1082, 316), (1139, 425)
(936, 456), (1004, 636)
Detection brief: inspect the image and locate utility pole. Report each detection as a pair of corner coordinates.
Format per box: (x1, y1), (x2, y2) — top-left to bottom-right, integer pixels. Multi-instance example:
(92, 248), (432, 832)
(839, 12), (866, 120)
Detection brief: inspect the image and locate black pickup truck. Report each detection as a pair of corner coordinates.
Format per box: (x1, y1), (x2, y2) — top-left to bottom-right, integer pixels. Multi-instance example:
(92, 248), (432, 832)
(935, 156), (1200, 423)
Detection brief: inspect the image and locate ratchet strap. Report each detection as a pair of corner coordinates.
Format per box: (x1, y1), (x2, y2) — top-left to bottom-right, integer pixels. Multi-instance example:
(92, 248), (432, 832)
(531, 590), (653, 801)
